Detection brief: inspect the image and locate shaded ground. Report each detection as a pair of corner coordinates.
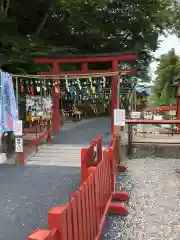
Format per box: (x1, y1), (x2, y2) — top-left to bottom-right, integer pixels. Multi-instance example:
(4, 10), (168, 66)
(0, 117), (111, 240)
(53, 117), (111, 146)
(102, 157), (180, 239)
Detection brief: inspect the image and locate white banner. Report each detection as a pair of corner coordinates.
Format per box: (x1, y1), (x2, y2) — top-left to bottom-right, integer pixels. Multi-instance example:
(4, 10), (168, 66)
(0, 70), (17, 132)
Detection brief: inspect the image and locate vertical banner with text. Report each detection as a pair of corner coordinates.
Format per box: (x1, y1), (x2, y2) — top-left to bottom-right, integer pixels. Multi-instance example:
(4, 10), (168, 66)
(0, 70), (17, 132)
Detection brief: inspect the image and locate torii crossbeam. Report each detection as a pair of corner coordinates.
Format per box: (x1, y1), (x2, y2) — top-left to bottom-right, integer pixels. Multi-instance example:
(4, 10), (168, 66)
(35, 52), (137, 133)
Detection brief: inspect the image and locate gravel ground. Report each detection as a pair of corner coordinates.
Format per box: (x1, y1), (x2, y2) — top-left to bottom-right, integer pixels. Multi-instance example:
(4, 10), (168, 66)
(102, 157), (180, 240)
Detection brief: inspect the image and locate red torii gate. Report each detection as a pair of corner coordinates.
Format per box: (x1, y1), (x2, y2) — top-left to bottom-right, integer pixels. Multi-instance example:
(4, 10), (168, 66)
(35, 52), (137, 133)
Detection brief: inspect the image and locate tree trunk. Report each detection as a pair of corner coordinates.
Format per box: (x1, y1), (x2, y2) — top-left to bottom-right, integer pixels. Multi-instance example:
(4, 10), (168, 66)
(4, 0), (9, 17)
(35, 4), (53, 36)
(0, 0), (10, 16)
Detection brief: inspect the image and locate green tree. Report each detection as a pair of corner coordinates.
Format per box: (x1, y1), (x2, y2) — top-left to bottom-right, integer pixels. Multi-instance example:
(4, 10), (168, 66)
(169, 0), (180, 37)
(149, 49), (180, 107)
(0, 0), (178, 73)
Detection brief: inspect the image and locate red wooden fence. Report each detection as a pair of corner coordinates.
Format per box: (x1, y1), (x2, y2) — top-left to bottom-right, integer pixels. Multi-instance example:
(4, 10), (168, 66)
(18, 120), (52, 164)
(28, 134), (129, 240)
(81, 135), (102, 183)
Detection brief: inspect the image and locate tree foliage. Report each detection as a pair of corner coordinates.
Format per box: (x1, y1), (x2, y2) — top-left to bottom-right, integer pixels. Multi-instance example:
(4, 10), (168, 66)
(148, 49), (180, 107)
(169, 0), (180, 37)
(0, 0), (177, 74)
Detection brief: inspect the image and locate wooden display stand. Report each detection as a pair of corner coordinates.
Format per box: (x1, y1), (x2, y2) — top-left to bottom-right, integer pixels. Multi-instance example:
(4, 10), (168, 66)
(27, 116), (52, 132)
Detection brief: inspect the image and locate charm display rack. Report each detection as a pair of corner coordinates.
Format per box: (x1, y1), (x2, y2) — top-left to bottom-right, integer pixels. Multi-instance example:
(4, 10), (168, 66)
(61, 75), (112, 118)
(13, 71), (131, 126)
(13, 76), (53, 128)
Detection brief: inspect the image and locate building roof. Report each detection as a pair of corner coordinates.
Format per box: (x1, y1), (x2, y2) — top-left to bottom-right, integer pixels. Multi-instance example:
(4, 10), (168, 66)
(135, 86), (151, 95)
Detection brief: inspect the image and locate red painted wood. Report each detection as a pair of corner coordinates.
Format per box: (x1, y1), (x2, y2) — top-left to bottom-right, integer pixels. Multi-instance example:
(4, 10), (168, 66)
(35, 53), (137, 134)
(52, 62), (61, 134)
(38, 68), (136, 77)
(126, 119), (180, 124)
(177, 95), (180, 130)
(35, 53), (137, 64)
(81, 62), (88, 72)
(177, 97), (180, 120)
(146, 105), (177, 113)
(28, 134), (129, 240)
(111, 59), (118, 132)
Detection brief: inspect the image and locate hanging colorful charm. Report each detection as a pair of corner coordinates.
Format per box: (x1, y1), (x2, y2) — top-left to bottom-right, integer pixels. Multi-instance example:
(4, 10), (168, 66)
(30, 80), (34, 96)
(20, 79), (24, 93)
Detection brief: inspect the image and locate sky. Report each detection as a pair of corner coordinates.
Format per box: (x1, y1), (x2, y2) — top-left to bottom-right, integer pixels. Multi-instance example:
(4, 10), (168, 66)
(150, 34), (180, 80)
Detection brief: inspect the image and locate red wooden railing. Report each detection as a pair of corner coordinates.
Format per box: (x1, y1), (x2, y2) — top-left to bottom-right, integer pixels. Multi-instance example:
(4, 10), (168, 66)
(28, 133), (129, 240)
(144, 105), (177, 113)
(126, 119), (180, 124)
(81, 135), (102, 183)
(18, 120), (52, 164)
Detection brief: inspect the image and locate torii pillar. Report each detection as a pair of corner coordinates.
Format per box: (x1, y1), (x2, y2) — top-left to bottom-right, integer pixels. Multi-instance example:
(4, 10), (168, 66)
(35, 53), (137, 134)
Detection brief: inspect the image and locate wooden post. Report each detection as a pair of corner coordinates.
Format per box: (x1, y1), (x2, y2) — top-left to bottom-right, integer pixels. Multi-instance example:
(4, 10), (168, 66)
(114, 125), (121, 165)
(111, 60), (118, 132)
(52, 62), (61, 134)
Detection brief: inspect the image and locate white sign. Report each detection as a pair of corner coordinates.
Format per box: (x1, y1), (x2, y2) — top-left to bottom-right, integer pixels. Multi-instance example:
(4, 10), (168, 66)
(144, 113), (153, 120)
(153, 115), (162, 120)
(169, 110), (176, 116)
(131, 111), (141, 119)
(15, 138), (23, 152)
(114, 109), (125, 126)
(13, 120), (23, 136)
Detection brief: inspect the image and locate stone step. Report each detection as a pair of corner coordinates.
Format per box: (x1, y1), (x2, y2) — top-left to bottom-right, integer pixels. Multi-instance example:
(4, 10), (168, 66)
(41, 144), (89, 149)
(26, 144), (83, 166)
(26, 142), (108, 166)
(35, 150), (80, 155)
(26, 160), (81, 167)
(30, 156), (81, 161)
(32, 153), (80, 158)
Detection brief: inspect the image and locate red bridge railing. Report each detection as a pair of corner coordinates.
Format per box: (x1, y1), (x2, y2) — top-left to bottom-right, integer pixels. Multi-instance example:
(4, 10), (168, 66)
(18, 120), (52, 164)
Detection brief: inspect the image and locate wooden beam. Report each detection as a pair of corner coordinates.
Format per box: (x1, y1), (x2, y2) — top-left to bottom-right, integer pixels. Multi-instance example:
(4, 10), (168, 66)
(35, 53), (137, 64)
